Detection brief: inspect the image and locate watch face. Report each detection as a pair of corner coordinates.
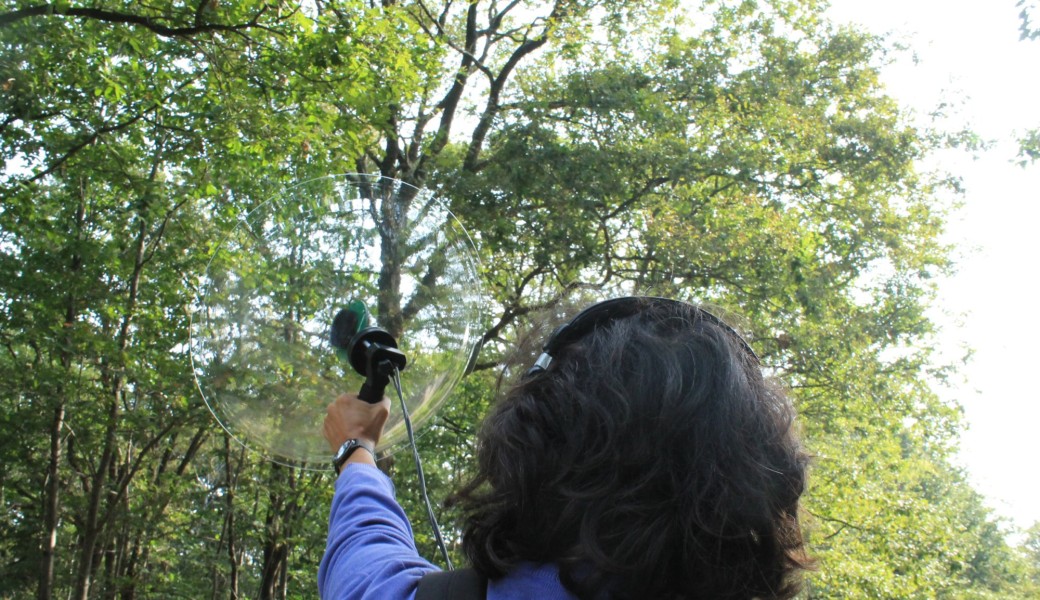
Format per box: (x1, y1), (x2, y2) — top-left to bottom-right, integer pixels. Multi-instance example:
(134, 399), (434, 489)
(335, 440), (359, 461)
(334, 439), (374, 471)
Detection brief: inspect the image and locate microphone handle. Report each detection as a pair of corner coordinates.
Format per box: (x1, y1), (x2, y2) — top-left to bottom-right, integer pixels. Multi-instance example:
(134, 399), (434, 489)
(358, 378), (387, 404)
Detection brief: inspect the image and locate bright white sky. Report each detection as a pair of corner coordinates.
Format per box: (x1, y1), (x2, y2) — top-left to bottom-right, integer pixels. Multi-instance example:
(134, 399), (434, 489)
(824, 0), (1040, 531)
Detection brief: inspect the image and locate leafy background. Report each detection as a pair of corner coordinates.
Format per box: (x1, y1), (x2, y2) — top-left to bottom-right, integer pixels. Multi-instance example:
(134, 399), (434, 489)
(1, 0), (1038, 598)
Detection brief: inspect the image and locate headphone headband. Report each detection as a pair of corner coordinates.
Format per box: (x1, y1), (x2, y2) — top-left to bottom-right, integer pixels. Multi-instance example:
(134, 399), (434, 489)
(525, 296), (758, 378)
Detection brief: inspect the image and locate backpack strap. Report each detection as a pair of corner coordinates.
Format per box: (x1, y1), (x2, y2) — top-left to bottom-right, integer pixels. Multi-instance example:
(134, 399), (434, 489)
(416, 567), (487, 600)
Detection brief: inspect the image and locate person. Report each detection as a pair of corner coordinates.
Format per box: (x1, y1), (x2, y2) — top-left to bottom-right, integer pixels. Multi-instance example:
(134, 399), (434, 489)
(319, 297), (812, 600)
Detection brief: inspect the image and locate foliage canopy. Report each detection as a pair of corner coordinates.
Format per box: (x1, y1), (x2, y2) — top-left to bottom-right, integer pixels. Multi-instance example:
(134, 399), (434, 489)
(2, 0), (1037, 598)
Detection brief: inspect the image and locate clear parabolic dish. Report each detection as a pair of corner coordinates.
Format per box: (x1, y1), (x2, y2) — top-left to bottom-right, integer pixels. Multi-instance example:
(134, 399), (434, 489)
(190, 174), (483, 467)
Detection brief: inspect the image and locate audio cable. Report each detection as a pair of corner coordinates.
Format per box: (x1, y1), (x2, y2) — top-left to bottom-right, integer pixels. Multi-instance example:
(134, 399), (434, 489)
(390, 367), (454, 570)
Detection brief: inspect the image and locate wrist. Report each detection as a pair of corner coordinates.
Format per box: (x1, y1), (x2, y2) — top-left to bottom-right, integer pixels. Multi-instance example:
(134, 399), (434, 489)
(332, 438), (376, 473)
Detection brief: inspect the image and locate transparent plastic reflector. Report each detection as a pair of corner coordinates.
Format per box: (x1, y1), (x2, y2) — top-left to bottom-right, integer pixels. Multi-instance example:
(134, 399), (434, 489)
(190, 175), (483, 467)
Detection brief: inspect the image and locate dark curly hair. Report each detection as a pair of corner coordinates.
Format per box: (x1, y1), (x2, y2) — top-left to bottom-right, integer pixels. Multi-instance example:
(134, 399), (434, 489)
(452, 298), (811, 599)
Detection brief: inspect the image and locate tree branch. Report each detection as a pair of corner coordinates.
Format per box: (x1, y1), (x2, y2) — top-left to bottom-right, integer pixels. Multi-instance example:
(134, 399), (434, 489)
(20, 79), (194, 185)
(0, 3), (278, 38)
(421, 0), (479, 167)
(463, 1), (567, 171)
(806, 508), (882, 540)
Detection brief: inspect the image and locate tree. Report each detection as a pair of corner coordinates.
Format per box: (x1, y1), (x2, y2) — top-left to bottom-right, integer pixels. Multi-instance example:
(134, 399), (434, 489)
(1, 1), (422, 598)
(2, 0), (1030, 598)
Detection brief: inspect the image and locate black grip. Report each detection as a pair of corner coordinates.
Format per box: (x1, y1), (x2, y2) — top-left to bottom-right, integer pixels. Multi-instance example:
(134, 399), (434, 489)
(357, 380), (386, 404)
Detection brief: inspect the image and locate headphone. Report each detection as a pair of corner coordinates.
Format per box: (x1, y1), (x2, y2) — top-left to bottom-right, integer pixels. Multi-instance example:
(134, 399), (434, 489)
(525, 296), (759, 378)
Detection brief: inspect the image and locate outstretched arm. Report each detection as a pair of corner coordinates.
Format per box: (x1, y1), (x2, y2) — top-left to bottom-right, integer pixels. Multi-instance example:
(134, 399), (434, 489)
(318, 393), (439, 600)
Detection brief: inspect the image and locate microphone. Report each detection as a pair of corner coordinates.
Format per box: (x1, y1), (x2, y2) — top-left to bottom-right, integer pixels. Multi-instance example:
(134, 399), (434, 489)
(330, 300), (407, 403)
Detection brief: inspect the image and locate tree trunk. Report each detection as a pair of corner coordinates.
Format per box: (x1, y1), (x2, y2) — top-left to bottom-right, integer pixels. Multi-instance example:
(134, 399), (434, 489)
(225, 435), (240, 600)
(37, 403), (65, 600)
(38, 194), (86, 600)
(72, 395), (118, 600)
(258, 468), (284, 600)
(73, 202), (150, 600)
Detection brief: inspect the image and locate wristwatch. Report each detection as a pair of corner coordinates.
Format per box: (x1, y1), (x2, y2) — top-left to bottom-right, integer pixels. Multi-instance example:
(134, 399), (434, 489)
(332, 439), (375, 474)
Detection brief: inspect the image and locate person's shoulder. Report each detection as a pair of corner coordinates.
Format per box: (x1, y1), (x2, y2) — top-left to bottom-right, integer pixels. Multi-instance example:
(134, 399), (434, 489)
(486, 562), (578, 600)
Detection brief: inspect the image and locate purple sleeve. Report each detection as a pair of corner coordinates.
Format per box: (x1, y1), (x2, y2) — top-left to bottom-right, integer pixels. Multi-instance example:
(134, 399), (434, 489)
(318, 463), (439, 600)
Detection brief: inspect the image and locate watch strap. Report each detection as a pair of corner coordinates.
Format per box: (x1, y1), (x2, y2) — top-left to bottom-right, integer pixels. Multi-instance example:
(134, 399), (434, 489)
(332, 439), (375, 473)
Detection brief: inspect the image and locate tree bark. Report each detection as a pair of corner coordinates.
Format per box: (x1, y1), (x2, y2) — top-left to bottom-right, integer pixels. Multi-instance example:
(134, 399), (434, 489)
(37, 404), (65, 600)
(258, 463), (295, 600)
(72, 202), (149, 600)
(38, 193), (85, 600)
